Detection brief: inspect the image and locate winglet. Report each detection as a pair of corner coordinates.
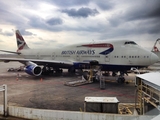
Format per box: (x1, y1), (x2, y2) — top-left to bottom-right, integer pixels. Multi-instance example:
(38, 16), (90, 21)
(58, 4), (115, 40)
(16, 30), (29, 52)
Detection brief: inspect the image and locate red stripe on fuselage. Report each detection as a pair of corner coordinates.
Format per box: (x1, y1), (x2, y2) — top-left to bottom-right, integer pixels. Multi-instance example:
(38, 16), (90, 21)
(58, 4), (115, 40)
(81, 43), (113, 48)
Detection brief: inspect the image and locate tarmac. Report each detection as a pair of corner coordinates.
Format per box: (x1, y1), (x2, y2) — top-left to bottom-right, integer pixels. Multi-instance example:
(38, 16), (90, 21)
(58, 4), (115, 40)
(0, 62), (136, 112)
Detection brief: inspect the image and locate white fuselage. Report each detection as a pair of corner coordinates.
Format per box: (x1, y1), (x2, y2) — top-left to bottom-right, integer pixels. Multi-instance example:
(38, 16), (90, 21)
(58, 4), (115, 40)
(18, 40), (158, 71)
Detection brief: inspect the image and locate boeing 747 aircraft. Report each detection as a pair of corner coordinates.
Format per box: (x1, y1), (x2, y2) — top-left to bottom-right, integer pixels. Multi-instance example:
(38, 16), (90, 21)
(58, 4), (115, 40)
(0, 30), (159, 83)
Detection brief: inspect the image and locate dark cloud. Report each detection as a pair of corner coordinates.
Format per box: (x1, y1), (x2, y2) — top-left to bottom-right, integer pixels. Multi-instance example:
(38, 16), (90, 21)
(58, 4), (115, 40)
(46, 18), (63, 26)
(48, 0), (90, 7)
(100, 18), (160, 40)
(107, 0), (160, 37)
(95, 0), (114, 10)
(61, 7), (99, 18)
(28, 16), (63, 32)
(125, 0), (160, 21)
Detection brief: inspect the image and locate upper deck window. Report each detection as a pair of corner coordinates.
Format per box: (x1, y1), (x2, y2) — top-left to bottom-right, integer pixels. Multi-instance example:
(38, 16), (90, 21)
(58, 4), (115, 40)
(124, 41), (137, 45)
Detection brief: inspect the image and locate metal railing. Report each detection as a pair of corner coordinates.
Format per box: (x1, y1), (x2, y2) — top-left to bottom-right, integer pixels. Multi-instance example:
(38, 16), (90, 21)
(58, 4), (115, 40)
(0, 84), (7, 116)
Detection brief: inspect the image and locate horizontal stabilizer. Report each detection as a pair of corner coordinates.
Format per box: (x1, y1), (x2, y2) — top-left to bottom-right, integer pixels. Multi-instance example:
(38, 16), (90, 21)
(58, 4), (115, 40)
(0, 57), (73, 66)
(0, 50), (21, 54)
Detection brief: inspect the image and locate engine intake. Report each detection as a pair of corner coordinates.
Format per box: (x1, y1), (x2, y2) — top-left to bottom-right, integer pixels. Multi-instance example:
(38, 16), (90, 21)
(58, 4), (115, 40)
(24, 62), (42, 76)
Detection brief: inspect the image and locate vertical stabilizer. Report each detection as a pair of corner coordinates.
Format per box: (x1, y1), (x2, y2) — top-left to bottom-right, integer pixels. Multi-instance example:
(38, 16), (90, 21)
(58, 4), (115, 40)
(151, 38), (160, 52)
(16, 30), (29, 52)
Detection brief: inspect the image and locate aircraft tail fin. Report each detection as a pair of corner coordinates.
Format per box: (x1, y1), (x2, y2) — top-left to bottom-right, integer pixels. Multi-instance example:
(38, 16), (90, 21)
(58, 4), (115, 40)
(16, 30), (29, 52)
(151, 38), (160, 52)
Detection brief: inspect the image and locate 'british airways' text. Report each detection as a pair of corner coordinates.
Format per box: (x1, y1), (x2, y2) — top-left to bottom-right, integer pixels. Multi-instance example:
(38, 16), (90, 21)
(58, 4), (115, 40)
(61, 50), (95, 55)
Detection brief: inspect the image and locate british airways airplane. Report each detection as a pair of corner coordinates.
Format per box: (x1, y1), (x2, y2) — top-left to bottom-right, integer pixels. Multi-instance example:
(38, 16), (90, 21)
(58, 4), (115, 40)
(0, 30), (159, 83)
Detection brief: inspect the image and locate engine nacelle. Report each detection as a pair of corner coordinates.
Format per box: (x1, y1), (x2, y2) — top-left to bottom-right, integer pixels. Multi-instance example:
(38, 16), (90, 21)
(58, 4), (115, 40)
(24, 61), (42, 76)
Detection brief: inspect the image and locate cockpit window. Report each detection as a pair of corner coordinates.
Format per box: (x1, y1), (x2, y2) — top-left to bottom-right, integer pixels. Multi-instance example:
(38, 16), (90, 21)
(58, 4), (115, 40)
(124, 41), (137, 45)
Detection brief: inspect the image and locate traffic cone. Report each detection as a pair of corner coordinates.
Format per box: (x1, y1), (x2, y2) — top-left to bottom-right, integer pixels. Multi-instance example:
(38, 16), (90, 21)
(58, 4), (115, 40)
(40, 78), (43, 82)
(16, 73), (19, 81)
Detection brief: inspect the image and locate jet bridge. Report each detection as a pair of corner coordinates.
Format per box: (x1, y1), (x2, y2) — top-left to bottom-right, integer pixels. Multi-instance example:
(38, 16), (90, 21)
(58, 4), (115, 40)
(135, 72), (160, 115)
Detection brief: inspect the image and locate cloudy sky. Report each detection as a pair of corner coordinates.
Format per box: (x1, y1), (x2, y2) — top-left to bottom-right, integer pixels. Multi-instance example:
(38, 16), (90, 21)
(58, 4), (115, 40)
(0, 0), (160, 52)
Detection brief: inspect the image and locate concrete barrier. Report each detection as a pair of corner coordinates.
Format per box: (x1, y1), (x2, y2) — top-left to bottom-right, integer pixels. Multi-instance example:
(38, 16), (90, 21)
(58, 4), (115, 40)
(0, 105), (3, 115)
(0, 105), (155, 120)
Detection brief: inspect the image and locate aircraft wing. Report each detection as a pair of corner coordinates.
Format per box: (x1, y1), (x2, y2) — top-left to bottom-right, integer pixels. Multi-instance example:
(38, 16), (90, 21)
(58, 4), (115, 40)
(0, 57), (73, 66)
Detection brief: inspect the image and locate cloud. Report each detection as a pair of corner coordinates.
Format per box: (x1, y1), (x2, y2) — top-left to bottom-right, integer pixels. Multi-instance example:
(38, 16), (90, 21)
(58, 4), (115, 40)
(28, 16), (63, 32)
(106, 0), (160, 38)
(46, 18), (63, 26)
(48, 0), (90, 7)
(61, 7), (99, 18)
(0, 29), (14, 36)
(95, 0), (114, 10)
(0, 0), (159, 50)
(30, 37), (58, 48)
(125, 0), (160, 21)
(18, 29), (36, 36)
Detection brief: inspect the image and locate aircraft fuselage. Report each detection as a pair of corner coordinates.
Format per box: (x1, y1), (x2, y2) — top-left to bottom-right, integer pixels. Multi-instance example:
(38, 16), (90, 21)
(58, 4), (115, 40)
(18, 40), (158, 71)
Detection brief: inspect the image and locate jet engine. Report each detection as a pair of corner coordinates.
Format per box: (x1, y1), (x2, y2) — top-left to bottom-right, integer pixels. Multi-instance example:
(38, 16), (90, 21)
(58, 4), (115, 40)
(24, 61), (42, 76)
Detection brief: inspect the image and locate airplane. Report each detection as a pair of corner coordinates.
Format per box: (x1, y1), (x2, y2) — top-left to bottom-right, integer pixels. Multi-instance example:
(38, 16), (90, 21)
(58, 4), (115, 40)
(0, 30), (159, 83)
(151, 38), (160, 61)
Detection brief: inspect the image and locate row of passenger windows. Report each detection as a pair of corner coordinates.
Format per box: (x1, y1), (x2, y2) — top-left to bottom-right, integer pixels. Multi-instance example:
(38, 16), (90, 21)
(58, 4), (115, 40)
(113, 56), (149, 58)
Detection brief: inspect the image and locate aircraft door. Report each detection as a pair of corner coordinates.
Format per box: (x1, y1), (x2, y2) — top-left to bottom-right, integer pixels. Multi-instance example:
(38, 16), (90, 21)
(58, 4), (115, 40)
(105, 54), (110, 62)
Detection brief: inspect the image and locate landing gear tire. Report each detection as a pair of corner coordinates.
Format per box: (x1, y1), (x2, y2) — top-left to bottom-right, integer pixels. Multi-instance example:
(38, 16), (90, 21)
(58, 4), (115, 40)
(68, 67), (75, 73)
(55, 69), (63, 73)
(117, 77), (125, 84)
(42, 66), (51, 75)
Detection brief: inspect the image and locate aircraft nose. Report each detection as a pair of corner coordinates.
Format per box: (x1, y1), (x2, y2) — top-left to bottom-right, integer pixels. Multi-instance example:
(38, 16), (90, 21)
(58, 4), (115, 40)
(151, 52), (159, 64)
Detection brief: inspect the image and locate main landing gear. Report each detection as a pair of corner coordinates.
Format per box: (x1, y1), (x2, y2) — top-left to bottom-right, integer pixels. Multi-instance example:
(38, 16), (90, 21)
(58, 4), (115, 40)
(42, 66), (63, 75)
(117, 76), (125, 84)
(115, 71), (128, 84)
